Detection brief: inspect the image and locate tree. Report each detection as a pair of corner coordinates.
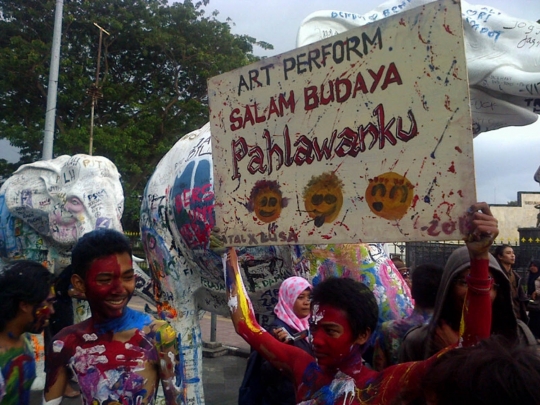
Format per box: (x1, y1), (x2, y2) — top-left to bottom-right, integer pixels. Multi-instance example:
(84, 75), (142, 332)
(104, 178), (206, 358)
(0, 0), (272, 230)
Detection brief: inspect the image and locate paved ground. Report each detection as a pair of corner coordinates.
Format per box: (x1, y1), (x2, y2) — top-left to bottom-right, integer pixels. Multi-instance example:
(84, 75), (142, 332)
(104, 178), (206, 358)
(30, 297), (249, 404)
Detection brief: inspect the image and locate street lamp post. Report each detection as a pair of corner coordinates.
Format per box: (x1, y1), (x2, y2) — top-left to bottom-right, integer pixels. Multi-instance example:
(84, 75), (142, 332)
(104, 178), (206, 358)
(87, 22), (110, 156)
(42, 0), (64, 161)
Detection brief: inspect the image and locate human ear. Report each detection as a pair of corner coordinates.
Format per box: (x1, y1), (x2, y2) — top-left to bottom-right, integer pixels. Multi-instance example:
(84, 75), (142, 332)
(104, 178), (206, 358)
(19, 301), (33, 315)
(70, 274), (86, 296)
(354, 328), (371, 346)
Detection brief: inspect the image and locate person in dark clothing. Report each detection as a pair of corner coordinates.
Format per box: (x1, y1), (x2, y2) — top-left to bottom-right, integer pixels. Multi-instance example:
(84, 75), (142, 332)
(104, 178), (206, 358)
(494, 244), (529, 323)
(239, 276), (312, 405)
(526, 259), (540, 339)
(372, 263), (443, 370)
(399, 246), (537, 362)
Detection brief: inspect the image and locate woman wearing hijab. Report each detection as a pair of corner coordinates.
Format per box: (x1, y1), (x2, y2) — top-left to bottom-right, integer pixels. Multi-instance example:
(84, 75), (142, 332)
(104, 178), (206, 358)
(239, 276), (313, 405)
(526, 260), (540, 339)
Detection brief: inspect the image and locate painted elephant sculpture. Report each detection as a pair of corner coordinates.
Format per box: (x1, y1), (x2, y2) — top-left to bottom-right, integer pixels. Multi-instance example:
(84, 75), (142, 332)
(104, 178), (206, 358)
(297, 0), (540, 135)
(0, 154), (124, 274)
(0, 153), (129, 389)
(140, 123), (413, 404)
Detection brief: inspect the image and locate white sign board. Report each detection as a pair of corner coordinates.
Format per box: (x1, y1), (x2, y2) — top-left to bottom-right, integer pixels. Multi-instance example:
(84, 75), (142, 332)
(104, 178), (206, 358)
(209, 0), (475, 246)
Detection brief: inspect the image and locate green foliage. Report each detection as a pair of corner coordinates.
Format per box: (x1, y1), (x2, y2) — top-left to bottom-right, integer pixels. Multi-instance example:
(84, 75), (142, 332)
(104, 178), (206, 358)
(0, 0), (271, 231)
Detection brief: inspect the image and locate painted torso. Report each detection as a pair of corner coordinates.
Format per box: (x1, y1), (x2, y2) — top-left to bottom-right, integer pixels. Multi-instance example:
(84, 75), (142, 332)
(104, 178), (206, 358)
(294, 348), (433, 405)
(47, 309), (176, 405)
(0, 335), (35, 405)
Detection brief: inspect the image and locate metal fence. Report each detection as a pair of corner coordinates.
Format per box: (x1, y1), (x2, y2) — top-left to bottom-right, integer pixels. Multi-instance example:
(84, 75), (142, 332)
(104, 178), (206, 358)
(394, 240), (539, 279)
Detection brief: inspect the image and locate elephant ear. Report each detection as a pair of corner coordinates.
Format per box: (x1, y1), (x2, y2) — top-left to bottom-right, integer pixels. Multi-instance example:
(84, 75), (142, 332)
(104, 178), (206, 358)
(2, 155), (71, 236)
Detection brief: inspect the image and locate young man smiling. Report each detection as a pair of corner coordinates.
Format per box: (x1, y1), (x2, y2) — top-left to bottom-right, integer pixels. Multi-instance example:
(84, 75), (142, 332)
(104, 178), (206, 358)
(43, 229), (181, 405)
(224, 202), (499, 404)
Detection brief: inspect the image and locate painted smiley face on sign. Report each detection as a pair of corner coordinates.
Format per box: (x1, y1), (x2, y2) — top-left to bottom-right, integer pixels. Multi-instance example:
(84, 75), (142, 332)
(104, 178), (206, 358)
(365, 172), (414, 221)
(303, 172), (344, 227)
(247, 180), (288, 223)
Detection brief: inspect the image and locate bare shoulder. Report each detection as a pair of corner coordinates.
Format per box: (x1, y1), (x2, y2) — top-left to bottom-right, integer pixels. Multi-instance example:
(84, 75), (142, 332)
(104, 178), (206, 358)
(146, 319), (177, 347)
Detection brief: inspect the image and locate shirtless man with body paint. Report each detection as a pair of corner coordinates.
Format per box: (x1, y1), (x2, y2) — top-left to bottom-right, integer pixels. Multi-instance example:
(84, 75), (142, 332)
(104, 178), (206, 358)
(223, 202), (499, 404)
(0, 260), (55, 405)
(43, 229), (181, 405)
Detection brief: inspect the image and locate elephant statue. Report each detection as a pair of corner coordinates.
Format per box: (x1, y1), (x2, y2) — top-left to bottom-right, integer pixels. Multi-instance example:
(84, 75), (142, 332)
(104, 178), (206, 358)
(140, 123), (412, 404)
(0, 153), (129, 389)
(297, 0), (540, 136)
(0, 154), (124, 274)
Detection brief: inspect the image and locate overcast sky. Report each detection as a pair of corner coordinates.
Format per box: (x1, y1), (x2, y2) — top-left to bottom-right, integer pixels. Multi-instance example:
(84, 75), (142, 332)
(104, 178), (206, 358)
(3, 0), (540, 204)
(197, 0), (540, 205)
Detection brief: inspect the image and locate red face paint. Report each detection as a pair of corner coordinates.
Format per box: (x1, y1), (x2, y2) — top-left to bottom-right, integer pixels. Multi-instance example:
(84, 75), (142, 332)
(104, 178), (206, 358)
(310, 304), (356, 368)
(29, 288), (56, 333)
(85, 252), (135, 323)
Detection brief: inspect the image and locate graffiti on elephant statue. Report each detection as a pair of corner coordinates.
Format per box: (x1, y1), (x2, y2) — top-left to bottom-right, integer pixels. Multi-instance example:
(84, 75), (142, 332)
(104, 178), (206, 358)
(140, 122), (412, 404)
(0, 154), (124, 274)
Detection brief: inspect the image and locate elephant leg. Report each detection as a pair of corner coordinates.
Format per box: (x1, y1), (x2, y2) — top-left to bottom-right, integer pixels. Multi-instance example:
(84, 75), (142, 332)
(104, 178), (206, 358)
(169, 300), (205, 404)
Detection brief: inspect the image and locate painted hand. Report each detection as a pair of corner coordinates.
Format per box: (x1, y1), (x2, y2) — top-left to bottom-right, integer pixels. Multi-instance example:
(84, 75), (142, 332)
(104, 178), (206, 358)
(463, 202), (499, 258)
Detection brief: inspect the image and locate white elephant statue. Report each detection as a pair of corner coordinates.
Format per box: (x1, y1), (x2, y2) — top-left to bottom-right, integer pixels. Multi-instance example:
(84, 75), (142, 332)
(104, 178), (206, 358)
(0, 154), (129, 388)
(140, 123), (412, 404)
(0, 154), (124, 274)
(297, 0), (540, 135)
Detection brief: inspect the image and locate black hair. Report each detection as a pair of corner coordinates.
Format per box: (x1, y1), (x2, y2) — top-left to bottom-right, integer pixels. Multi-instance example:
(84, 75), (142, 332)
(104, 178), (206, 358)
(71, 228), (132, 279)
(311, 277), (378, 339)
(410, 264), (443, 309)
(527, 259), (540, 296)
(493, 244), (512, 259)
(0, 260), (54, 331)
(421, 335), (540, 405)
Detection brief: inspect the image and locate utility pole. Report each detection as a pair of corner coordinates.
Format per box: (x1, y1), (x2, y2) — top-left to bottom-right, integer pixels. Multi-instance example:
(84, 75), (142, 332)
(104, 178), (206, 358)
(87, 23), (110, 156)
(42, 0), (64, 160)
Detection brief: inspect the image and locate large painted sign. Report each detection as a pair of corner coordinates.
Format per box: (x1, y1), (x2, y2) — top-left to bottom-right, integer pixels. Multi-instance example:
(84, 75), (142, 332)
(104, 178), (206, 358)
(209, 0), (476, 246)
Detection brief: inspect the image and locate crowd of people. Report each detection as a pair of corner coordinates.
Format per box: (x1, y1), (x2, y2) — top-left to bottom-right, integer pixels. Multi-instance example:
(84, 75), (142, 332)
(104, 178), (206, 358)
(228, 203), (540, 405)
(1, 203), (540, 405)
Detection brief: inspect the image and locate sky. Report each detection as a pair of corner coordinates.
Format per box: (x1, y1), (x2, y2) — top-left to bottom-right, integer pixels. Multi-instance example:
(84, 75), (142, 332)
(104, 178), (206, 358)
(2, 0), (540, 205)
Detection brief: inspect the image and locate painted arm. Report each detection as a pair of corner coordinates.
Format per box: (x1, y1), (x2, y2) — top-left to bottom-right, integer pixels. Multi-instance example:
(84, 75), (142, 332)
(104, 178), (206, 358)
(378, 203), (498, 400)
(461, 202), (498, 346)
(42, 354), (68, 405)
(223, 247), (312, 379)
(154, 321), (183, 405)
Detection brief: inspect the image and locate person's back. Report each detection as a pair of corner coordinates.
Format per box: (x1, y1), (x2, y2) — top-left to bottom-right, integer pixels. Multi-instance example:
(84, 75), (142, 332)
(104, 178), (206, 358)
(0, 260), (55, 405)
(43, 229), (181, 405)
(372, 264), (443, 370)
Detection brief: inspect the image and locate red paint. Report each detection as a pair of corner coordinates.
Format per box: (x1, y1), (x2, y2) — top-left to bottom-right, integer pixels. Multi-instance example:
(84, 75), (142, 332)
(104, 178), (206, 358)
(447, 161), (456, 173)
(411, 194), (420, 209)
(30, 290), (56, 333)
(85, 252), (134, 323)
(311, 305), (355, 367)
(443, 24), (454, 34)
(455, 146), (462, 153)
